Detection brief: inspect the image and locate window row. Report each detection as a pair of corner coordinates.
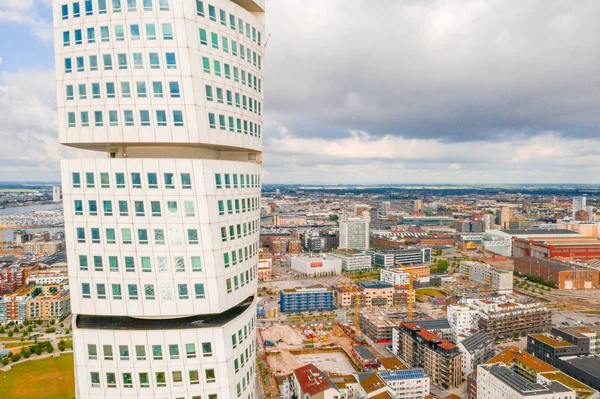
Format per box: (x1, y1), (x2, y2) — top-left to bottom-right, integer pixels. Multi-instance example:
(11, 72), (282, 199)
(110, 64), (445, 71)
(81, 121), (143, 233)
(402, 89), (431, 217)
(62, 23), (173, 47)
(219, 220), (259, 244)
(61, 0), (169, 20)
(204, 84), (262, 116)
(74, 197), (259, 218)
(89, 368), (222, 389)
(201, 55), (262, 93)
(77, 254), (202, 273)
(217, 197), (260, 216)
(65, 80), (181, 101)
(66, 109), (184, 128)
(72, 171), (193, 190)
(196, 1), (262, 46)
(64, 52), (177, 73)
(72, 171), (260, 190)
(223, 244), (259, 268)
(198, 28), (262, 70)
(206, 112), (261, 137)
(215, 173), (260, 190)
(87, 341), (213, 361)
(81, 281), (206, 300)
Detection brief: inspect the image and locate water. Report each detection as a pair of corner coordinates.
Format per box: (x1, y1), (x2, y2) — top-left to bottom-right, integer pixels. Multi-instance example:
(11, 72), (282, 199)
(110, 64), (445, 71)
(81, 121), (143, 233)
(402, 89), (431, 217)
(0, 203), (64, 242)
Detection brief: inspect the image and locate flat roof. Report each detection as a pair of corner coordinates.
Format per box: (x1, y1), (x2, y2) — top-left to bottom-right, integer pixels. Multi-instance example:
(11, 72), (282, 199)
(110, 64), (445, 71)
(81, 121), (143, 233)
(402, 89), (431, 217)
(404, 318), (451, 331)
(354, 345), (378, 361)
(359, 281), (394, 289)
(378, 369), (427, 381)
(559, 356), (600, 379)
(530, 334), (575, 348)
(515, 257), (585, 272)
(502, 229), (580, 236)
(483, 364), (570, 395)
(460, 331), (494, 354)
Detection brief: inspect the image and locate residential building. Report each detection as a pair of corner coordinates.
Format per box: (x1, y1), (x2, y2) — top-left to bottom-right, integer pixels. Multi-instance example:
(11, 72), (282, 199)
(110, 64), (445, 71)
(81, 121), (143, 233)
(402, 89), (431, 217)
(331, 249), (372, 273)
(378, 369), (430, 399)
(358, 281), (394, 307)
(22, 240), (64, 256)
(402, 318), (453, 341)
(54, 0), (265, 397)
(380, 267), (410, 286)
(393, 323), (463, 389)
(447, 304), (479, 341)
(459, 261), (513, 293)
(457, 331), (495, 377)
(26, 269), (69, 285)
(290, 364), (341, 398)
(514, 257), (598, 289)
(355, 373), (395, 399)
(339, 215), (370, 251)
(291, 255), (342, 277)
(477, 363), (575, 399)
(0, 287), (32, 324)
(280, 285), (334, 313)
(258, 258), (272, 281)
(462, 297), (551, 340)
(360, 309), (405, 343)
(26, 291), (71, 321)
(527, 333), (580, 366)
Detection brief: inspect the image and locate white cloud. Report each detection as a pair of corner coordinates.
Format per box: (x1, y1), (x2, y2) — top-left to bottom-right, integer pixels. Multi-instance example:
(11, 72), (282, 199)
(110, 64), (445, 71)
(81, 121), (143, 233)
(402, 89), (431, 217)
(0, 0), (52, 42)
(449, 163), (462, 170)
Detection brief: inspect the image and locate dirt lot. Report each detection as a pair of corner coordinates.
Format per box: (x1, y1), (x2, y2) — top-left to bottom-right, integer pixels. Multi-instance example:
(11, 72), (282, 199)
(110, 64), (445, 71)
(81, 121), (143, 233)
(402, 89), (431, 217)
(259, 323), (359, 376)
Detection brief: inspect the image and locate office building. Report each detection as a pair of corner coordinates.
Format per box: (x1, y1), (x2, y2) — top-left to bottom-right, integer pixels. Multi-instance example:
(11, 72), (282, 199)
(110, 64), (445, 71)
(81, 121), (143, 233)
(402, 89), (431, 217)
(331, 249), (372, 273)
(393, 323), (463, 389)
(368, 247), (432, 268)
(291, 255), (342, 277)
(514, 257), (599, 289)
(279, 285), (334, 313)
(54, 0), (265, 397)
(339, 215), (370, 251)
(459, 261), (513, 293)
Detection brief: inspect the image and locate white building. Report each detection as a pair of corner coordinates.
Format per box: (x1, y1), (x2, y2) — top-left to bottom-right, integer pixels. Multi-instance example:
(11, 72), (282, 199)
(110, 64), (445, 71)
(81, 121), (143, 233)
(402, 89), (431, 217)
(52, 186), (62, 202)
(573, 196), (587, 219)
(339, 215), (370, 251)
(457, 331), (494, 377)
(377, 370), (430, 399)
(330, 250), (372, 273)
(380, 268), (409, 286)
(477, 363), (575, 399)
(447, 304), (479, 341)
(54, 0), (265, 397)
(291, 255), (342, 277)
(460, 261), (513, 293)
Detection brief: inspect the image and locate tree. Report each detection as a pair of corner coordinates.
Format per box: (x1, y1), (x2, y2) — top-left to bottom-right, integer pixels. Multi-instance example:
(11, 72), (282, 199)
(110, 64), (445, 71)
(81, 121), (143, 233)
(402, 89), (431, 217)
(7, 331), (13, 338)
(1, 357), (9, 366)
(58, 340), (66, 352)
(11, 353), (21, 363)
(21, 348), (31, 359)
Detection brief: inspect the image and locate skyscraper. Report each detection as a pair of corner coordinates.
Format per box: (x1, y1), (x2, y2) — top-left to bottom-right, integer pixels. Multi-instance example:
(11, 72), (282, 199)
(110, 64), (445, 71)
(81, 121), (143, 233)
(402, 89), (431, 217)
(573, 196), (587, 219)
(339, 215), (370, 251)
(53, 0), (264, 397)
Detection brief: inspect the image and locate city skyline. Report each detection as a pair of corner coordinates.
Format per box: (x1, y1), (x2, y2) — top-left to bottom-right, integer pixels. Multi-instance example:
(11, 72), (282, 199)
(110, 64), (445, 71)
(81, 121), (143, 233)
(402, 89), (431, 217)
(2, 1), (600, 183)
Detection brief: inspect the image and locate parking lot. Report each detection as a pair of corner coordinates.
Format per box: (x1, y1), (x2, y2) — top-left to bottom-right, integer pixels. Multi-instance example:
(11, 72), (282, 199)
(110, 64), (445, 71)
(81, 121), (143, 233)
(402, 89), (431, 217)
(552, 311), (600, 327)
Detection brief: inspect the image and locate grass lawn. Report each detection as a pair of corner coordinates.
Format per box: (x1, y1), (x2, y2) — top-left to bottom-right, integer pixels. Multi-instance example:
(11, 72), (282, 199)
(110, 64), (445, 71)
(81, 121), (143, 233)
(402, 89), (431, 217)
(416, 288), (448, 298)
(4, 341), (36, 349)
(0, 353), (74, 399)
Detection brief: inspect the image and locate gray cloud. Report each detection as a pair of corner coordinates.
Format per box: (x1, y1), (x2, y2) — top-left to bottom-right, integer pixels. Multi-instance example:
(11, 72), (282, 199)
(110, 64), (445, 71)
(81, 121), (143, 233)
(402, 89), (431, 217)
(264, 0), (600, 141)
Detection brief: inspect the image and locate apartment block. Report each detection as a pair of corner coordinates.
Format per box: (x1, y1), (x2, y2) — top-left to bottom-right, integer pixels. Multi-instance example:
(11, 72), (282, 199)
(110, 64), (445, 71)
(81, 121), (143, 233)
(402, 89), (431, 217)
(26, 291), (71, 321)
(279, 285), (334, 313)
(360, 309), (405, 343)
(331, 249), (373, 273)
(393, 323), (463, 389)
(460, 261), (513, 293)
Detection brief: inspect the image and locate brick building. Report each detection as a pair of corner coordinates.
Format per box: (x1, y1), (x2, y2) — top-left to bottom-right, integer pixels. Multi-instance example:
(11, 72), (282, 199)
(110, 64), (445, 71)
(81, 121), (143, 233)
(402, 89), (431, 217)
(514, 257), (598, 289)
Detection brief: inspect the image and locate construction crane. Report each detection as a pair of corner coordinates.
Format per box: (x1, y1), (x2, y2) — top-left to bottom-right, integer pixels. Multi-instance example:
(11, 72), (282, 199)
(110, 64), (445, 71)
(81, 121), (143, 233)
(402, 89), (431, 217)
(397, 262), (415, 320)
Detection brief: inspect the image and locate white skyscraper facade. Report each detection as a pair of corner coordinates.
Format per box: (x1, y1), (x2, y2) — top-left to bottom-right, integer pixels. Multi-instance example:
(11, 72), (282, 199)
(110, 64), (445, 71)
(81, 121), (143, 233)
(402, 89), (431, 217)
(53, 0), (264, 397)
(339, 215), (370, 251)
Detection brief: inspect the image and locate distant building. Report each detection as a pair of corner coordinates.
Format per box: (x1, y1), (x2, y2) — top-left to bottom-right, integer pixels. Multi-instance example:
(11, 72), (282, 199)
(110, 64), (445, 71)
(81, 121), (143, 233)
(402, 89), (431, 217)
(512, 236), (600, 260)
(368, 248), (432, 267)
(52, 186), (61, 202)
(279, 285), (334, 313)
(514, 257), (598, 289)
(291, 255), (342, 277)
(26, 291), (70, 321)
(573, 196), (587, 219)
(0, 287), (32, 324)
(459, 261), (513, 293)
(257, 259), (272, 281)
(413, 200), (424, 212)
(339, 215), (370, 251)
(358, 281), (394, 307)
(331, 249), (372, 273)
(498, 207), (511, 230)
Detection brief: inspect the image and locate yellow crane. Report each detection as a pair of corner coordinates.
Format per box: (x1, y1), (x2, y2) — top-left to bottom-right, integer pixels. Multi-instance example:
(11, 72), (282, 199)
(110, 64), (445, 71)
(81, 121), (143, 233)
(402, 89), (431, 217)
(397, 262), (415, 320)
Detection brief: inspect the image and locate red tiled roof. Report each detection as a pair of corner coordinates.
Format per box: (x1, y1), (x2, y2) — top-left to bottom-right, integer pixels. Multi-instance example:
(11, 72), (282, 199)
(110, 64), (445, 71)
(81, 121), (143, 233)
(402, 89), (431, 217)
(294, 364), (336, 397)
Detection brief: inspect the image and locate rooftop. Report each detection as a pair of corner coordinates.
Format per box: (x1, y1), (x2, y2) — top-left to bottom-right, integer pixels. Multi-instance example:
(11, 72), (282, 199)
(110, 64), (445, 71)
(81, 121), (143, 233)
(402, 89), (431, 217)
(353, 345), (378, 361)
(530, 334), (576, 348)
(487, 346), (557, 373)
(558, 356), (600, 379)
(404, 318), (451, 331)
(293, 364), (337, 396)
(515, 257), (585, 272)
(482, 364), (571, 396)
(502, 229), (581, 236)
(359, 281), (394, 290)
(378, 357), (408, 371)
(460, 331), (494, 354)
(378, 369), (427, 381)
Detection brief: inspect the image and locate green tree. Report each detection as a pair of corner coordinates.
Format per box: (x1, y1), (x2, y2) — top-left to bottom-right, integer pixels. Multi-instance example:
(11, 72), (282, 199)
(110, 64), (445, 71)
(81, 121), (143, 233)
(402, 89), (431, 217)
(58, 340), (66, 352)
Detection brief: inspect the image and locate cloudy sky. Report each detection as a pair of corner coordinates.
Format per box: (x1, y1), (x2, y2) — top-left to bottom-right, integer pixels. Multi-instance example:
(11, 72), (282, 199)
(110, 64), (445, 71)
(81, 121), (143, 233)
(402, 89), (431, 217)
(1, 0), (600, 183)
